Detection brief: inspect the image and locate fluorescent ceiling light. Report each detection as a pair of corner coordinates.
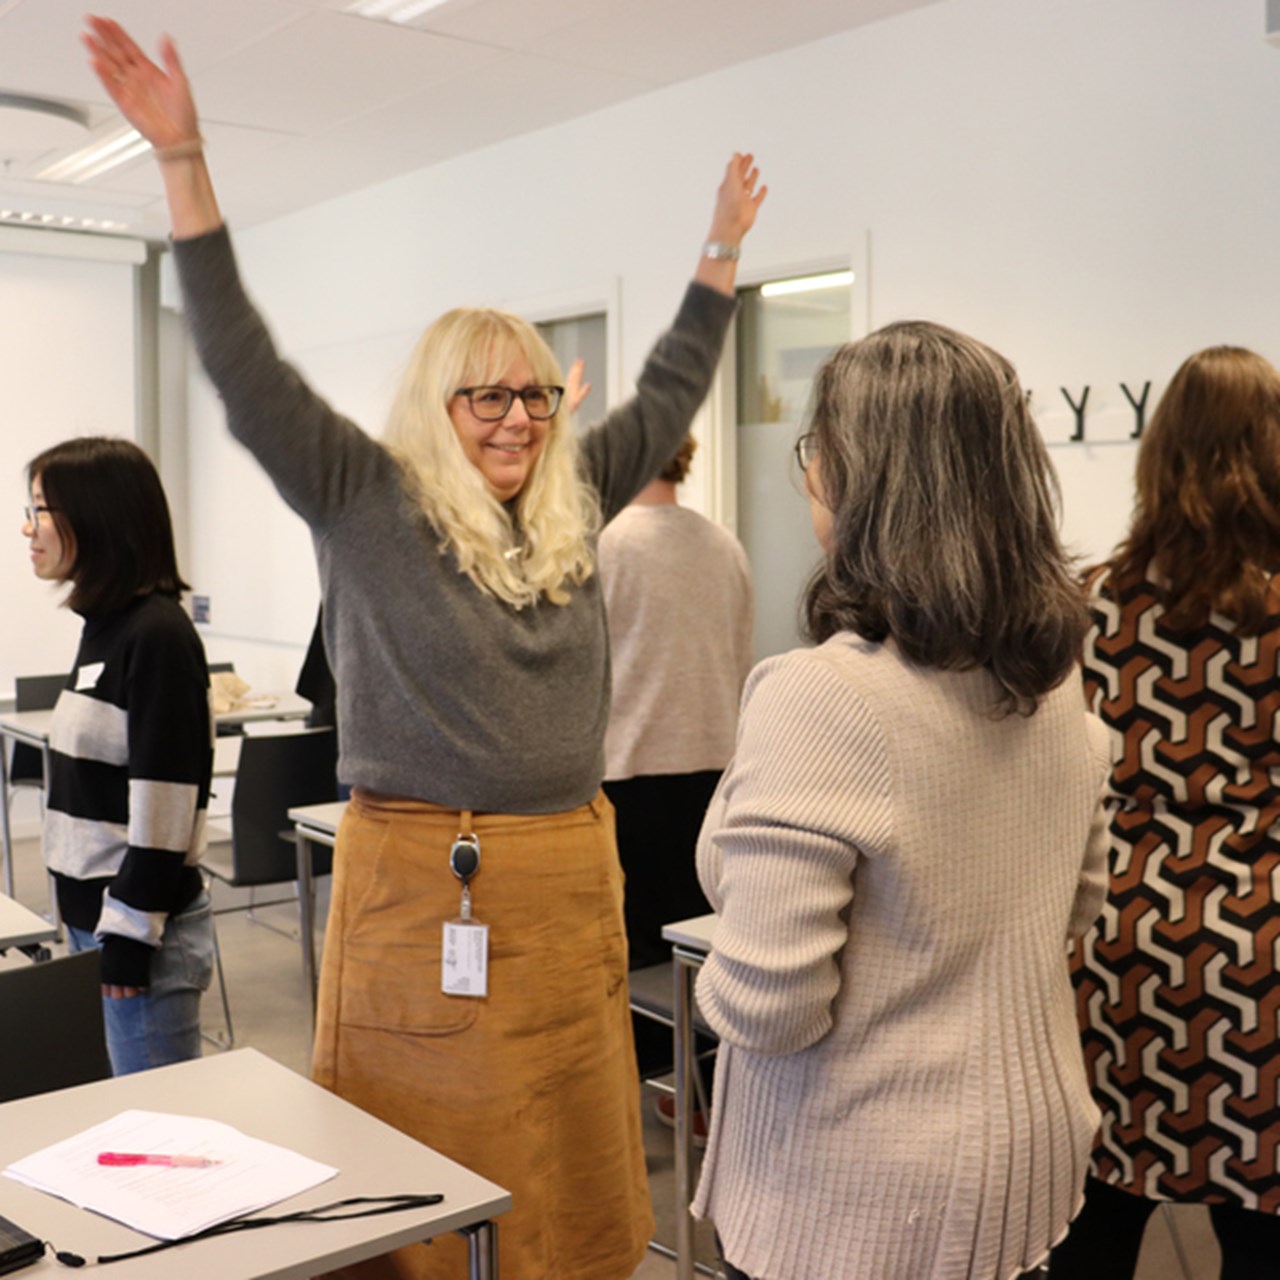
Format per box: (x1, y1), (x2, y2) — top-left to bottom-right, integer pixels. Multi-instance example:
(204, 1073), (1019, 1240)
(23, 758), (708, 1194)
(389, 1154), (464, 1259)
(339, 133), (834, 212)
(760, 270), (854, 299)
(0, 207), (129, 233)
(35, 126), (149, 184)
(344, 0), (458, 23)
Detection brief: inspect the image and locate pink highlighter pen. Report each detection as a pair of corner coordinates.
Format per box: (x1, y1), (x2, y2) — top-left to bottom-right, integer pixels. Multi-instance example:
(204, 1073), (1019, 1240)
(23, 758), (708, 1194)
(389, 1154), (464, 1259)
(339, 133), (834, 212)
(97, 1152), (221, 1169)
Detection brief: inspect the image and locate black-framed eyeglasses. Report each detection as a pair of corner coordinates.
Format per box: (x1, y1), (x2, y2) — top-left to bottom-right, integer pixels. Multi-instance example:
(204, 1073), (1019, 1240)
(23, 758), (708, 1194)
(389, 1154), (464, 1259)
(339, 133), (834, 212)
(453, 385), (564, 421)
(23, 504), (56, 527)
(794, 432), (818, 471)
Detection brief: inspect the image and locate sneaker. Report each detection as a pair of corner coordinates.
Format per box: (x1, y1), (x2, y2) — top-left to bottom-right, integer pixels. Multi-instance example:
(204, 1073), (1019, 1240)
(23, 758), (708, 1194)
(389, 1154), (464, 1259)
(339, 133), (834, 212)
(654, 1093), (708, 1148)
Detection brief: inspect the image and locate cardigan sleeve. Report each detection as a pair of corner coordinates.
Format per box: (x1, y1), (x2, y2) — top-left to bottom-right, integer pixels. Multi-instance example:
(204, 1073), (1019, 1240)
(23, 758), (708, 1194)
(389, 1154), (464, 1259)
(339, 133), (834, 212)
(1068, 712), (1115, 940)
(579, 282), (736, 523)
(695, 650), (894, 1056)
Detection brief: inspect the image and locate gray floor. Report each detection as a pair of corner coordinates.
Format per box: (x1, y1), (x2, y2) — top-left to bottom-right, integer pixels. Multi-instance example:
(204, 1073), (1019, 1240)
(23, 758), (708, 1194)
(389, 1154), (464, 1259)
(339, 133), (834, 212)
(3, 833), (1222, 1278)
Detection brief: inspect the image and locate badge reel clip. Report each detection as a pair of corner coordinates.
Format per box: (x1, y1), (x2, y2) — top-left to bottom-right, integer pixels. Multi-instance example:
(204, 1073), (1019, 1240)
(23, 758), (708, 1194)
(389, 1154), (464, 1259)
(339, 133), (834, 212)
(442, 833), (488, 998)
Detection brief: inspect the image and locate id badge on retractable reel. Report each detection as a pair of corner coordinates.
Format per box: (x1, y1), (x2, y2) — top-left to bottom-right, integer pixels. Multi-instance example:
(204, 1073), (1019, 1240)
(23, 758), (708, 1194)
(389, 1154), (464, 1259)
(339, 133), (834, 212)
(443, 831), (488, 998)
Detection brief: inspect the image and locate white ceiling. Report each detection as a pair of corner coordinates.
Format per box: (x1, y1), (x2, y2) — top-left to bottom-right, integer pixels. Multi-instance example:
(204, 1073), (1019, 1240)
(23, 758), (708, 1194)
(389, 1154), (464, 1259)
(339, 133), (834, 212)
(0, 0), (942, 242)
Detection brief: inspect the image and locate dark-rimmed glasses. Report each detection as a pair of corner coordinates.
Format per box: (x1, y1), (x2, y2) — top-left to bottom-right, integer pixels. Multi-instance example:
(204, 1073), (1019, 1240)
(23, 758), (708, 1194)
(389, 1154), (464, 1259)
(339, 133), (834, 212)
(453, 385), (564, 421)
(23, 504), (56, 528)
(794, 432), (818, 471)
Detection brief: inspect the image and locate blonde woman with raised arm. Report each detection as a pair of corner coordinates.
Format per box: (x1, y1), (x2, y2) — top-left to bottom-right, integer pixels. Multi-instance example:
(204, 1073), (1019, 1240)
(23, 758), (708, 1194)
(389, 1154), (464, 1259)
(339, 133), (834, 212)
(83, 17), (765, 1279)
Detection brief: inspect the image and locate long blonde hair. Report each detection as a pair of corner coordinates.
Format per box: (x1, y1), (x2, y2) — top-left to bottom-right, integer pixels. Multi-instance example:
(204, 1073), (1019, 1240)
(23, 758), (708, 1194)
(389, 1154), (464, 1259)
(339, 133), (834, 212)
(383, 308), (599, 608)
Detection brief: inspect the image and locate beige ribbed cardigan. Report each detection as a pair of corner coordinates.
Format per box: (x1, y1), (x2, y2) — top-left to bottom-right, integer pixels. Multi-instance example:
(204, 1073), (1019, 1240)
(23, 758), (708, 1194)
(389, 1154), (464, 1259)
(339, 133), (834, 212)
(693, 633), (1112, 1280)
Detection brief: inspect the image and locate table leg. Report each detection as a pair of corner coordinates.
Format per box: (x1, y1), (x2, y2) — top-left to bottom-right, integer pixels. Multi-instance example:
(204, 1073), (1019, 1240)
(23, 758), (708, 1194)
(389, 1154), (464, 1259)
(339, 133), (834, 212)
(457, 1219), (499, 1279)
(295, 830), (318, 1038)
(1, 736), (14, 899)
(673, 948), (697, 1280)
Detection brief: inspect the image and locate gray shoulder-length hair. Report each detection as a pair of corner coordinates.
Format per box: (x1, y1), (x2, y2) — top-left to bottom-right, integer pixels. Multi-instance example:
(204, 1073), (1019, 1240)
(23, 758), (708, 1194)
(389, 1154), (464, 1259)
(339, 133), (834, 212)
(803, 320), (1086, 715)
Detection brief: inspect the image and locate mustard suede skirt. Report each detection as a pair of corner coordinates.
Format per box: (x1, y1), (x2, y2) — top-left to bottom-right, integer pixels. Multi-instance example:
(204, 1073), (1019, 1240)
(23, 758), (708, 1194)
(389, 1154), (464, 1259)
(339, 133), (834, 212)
(312, 789), (653, 1280)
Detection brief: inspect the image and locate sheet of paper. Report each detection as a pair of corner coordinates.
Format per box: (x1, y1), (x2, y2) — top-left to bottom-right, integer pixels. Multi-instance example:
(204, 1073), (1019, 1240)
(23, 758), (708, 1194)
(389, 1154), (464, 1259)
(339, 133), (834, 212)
(3, 1110), (337, 1240)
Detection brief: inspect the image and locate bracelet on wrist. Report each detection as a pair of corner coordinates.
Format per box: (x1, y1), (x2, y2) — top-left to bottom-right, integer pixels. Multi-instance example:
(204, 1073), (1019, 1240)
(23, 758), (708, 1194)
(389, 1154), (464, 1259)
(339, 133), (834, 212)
(154, 137), (205, 162)
(702, 240), (741, 261)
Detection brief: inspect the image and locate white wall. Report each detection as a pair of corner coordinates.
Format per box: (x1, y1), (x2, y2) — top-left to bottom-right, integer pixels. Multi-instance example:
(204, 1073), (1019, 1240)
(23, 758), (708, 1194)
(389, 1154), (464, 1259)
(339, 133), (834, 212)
(0, 243), (138, 699)
(182, 0), (1280, 671)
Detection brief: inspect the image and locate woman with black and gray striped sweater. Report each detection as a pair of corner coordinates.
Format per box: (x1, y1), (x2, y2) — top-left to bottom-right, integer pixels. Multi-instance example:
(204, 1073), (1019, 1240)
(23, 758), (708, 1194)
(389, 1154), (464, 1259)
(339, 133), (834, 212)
(23, 436), (213, 1075)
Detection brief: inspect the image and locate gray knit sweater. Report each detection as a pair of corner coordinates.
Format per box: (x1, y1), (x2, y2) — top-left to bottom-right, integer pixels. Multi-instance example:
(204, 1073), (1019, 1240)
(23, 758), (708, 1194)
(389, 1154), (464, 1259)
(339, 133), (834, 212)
(694, 633), (1112, 1280)
(174, 229), (735, 812)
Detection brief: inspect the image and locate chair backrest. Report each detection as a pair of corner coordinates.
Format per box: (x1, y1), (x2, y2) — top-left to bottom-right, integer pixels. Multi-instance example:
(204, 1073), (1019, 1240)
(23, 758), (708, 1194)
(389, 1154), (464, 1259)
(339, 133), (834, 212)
(230, 728), (339, 887)
(10, 672), (69, 786)
(15, 673), (68, 712)
(0, 951), (112, 1102)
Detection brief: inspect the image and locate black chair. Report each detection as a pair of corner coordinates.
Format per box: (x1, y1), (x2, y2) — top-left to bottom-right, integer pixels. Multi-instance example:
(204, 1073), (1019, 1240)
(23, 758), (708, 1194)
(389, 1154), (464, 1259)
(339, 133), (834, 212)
(202, 728), (339, 1042)
(5, 673), (68, 920)
(0, 950), (111, 1102)
(8, 672), (67, 795)
(627, 962), (717, 1114)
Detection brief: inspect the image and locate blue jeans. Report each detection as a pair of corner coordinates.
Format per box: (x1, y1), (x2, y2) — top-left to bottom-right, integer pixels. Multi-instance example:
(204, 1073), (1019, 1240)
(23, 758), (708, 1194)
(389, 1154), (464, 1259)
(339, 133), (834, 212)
(67, 891), (215, 1076)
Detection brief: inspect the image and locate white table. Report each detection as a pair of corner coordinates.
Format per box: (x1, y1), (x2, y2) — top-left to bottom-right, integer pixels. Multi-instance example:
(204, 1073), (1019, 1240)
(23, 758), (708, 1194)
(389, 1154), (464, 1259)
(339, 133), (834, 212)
(660, 912), (717, 1280)
(0, 1048), (509, 1278)
(0, 891), (57, 957)
(287, 800), (348, 1025)
(0, 696), (313, 901)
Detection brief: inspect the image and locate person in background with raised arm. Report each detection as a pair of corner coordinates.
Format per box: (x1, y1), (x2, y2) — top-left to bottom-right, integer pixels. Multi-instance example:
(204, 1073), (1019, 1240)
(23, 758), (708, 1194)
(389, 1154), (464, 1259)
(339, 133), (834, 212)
(82, 16), (764, 1278)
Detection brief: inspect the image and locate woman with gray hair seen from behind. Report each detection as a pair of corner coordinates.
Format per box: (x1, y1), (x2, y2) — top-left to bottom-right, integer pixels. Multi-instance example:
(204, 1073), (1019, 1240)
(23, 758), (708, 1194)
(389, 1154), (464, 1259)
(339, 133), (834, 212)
(692, 320), (1112, 1280)
(82, 15), (765, 1280)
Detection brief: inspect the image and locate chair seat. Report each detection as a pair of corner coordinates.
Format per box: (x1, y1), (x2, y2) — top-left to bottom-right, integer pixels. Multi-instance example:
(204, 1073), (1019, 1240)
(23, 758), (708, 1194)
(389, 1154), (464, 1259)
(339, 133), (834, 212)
(627, 961), (715, 1038)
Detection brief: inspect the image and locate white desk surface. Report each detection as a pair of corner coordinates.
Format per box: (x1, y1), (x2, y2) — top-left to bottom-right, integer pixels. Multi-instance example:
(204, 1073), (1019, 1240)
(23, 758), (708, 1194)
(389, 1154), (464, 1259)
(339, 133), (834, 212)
(0, 708), (53, 744)
(0, 695), (311, 744)
(288, 800), (349, 838)
(0, 893), (55, 949)
(661, 913), (717, 953)
(216, 692), (312, 728)
(0, 1048), (510, 1279)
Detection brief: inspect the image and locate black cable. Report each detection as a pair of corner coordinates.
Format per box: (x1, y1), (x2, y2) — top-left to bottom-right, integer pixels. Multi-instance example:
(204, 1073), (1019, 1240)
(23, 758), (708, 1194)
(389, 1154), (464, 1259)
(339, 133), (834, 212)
(51, 1193), (444, 1267)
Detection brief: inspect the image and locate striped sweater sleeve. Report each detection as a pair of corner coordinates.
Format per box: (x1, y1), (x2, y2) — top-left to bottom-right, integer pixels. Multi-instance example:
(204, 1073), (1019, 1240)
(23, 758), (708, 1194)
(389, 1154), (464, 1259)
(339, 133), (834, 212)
(45, 598), (212, 988)
(95, 614), (211, 986)
(695, 650), (894, 1055)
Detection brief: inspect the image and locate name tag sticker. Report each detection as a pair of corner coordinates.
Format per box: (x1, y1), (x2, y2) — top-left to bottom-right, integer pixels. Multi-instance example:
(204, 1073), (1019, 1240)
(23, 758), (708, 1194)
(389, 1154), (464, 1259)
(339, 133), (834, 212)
(442, 921), (489, 998)
(75, 663), (105, 691)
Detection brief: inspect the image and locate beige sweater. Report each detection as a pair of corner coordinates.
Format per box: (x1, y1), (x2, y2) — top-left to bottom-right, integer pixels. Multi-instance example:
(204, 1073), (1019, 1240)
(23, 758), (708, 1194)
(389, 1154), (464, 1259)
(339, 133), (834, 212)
(693, 633), (1112, 1280)
(599, 504), (753, 780)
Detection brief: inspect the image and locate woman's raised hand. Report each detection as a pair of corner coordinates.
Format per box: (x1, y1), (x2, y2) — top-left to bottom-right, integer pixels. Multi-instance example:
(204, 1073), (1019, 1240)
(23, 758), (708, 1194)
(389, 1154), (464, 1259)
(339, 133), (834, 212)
(708, 152), (768, 249)
(82, 15), (221, 237)
(565, 359), (593, 418)
(695, 152), (767, 295)
(82, 16), (198, 150)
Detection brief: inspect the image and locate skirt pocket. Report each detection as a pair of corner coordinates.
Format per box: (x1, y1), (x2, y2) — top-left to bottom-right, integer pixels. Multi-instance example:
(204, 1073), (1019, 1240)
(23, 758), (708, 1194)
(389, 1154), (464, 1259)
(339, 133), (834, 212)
(335, 809), (479, 1037)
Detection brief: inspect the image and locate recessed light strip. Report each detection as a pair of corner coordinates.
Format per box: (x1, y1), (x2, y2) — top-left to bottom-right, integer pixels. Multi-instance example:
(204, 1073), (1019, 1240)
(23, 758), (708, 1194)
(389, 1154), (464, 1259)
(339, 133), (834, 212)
(760, 270), (854, 299)
(0, 207), (128, 232)
(35, 126), (148, 184)
(344, 0), (459, 24)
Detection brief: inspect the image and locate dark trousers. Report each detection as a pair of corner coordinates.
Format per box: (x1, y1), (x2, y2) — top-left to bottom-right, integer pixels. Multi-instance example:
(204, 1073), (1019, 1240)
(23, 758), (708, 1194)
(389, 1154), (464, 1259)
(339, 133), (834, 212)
(604, 770), (719, 1080)
(1048, 1176), (1280, 1280)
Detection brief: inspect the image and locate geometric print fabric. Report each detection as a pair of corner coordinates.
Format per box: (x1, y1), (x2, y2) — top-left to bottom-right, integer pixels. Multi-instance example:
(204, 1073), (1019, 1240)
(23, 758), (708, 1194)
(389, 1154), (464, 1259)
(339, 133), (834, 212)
(1076, 569), (1280, 1211)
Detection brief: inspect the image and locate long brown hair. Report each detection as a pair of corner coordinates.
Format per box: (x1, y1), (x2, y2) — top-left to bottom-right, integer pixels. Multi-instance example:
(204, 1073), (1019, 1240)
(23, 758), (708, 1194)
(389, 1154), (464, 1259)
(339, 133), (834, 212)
(1108, 346), (1280, 633)
(803, 320), (1086, 715)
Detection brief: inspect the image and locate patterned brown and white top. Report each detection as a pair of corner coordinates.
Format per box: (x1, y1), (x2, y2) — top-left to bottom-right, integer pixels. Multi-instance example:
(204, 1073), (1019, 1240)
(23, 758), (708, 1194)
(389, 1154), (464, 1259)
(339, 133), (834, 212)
(1077, 567), (1280, 1211)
